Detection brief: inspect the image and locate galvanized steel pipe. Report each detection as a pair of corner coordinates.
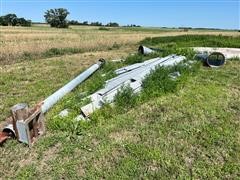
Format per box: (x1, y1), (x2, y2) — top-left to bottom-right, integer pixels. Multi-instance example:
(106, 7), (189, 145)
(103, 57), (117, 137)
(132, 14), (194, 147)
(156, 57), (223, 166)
(138, 45), (155, 55)
(195, 52), (225, 67)
(41, 59), (105, 113)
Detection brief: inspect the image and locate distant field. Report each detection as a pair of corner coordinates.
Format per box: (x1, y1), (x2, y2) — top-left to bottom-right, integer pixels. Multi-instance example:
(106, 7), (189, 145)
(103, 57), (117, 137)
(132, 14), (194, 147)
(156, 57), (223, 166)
(0, 25), (239, 179)
(0, 25), (239, 65)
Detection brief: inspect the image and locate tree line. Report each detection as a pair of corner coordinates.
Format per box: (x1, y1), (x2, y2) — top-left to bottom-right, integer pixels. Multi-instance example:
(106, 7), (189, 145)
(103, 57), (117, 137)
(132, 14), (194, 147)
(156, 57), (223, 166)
(44, 8), (121, 28)
(68, 20), (120, 27)
(0, 8), (140, 28)
(0, 14), (31, 27)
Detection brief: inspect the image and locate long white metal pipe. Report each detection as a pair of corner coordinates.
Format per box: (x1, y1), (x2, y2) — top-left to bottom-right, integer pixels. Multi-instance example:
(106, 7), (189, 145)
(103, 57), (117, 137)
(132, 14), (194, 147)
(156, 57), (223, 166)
(41, 59), (105, 113)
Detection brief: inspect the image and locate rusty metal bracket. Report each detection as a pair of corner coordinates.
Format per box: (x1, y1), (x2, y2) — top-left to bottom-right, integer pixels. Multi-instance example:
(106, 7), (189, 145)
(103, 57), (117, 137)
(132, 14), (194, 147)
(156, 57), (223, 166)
(0, 103), (45, 146)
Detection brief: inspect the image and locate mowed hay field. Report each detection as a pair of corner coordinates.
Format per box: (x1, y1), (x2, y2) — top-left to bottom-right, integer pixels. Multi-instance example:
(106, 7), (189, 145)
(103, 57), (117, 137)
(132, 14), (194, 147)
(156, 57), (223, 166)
(0, 25), (240, 179)
(0, 25), (167, 64)
(0, 25), (239, 65)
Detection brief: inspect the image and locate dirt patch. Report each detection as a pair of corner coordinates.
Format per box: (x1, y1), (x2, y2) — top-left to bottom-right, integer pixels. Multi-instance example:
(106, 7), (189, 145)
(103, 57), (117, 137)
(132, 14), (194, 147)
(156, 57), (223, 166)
(37, 143), (61, 171)
(18, 151), (38, 168)
(77, 166), (86, 177)
(109, 130), (140, 143)
(146, 160), (160, 173)
(93, 147), (126, 171)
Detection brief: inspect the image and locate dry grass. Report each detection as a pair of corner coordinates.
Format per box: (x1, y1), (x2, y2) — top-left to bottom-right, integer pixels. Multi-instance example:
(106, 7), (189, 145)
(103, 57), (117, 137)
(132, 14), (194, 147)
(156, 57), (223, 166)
(0, 25), (238, 65)
(0, 26), (155, 63)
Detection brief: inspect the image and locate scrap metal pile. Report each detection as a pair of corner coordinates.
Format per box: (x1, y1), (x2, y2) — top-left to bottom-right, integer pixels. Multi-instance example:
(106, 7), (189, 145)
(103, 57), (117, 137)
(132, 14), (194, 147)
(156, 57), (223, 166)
(0, 59), (106, 146)
(79, 55), (185, 118)
(0, 45), (238, 146)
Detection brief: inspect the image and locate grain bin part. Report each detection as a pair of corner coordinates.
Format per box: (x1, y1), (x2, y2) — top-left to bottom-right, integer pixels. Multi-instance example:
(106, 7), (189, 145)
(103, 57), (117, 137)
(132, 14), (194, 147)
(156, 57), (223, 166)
(138, 45), (163, 55)
(2, 124), (16, 138)
(80, 55), (186, 118)
(195, 52), (225, 67)
(206, 52), (225, 67)
(138, 45), (155, 55)
(193, 47), (240, 59)
(41, 59), (105, 113)
(0, 103), (45, 146)
(0, 59), (105, 146)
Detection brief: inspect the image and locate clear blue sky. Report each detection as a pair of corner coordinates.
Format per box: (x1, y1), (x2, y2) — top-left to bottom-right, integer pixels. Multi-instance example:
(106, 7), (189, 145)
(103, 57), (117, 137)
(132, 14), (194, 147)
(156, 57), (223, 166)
(1, 0), (239, 29)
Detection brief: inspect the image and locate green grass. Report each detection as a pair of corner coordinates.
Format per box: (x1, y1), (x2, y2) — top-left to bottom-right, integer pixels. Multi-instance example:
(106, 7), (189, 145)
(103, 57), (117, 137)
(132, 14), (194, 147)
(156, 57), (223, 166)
(126, 35), (237, 65)
(140, 35), (240, 48)
(118, 26), (181, 33)
(0, 34), (239, 179)
(1, 60), (239, 179)
(21, 47), (84, 61)
(114, 85), (138, 112)
(98, 27), (110, 31)
(5, 45), (121, 65)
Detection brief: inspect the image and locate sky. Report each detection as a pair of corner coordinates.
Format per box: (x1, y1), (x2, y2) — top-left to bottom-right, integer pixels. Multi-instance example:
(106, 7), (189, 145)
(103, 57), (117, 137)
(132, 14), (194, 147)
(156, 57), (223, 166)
(0, 0), (239, 29)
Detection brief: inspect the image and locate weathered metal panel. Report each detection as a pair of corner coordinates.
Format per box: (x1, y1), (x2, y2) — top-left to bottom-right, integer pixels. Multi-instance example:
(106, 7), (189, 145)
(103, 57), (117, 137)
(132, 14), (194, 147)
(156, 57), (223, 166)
(115, 57), (160, 75)
(16, 120), (29, 144)
(80, 55), (186, 117)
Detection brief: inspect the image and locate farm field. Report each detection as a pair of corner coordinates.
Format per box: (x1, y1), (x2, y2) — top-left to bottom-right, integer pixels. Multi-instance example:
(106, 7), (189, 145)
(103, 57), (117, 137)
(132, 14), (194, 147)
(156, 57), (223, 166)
(0, 25), (240, 179)
(0, 25), (239, 121)
(0, 25), (239, 65)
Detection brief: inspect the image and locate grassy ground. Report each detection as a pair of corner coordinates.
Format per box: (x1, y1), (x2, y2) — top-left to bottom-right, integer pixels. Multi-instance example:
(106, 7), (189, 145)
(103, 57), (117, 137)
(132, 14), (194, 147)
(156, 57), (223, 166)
(141, 35), (240, 48)
(1, 59), (239, 179)
(0, 48), (131, 121)
(0, 26), (239, 179)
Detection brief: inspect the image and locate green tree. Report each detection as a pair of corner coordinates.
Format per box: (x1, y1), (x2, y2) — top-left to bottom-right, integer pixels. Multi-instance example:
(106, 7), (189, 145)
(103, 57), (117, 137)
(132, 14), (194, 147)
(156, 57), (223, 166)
(44, 8), (70, 28)
(106, 22), (119, 27)
(90, 22), (102, 26)
(0, 16), (8, 26)
(5, 14), (17, 25)
(0, 14), (31, 27)
(2, 14), (17, 26)
(17, 18), (31, 27)
(69, 20), (80, 25)
(82, 21), (88, 25)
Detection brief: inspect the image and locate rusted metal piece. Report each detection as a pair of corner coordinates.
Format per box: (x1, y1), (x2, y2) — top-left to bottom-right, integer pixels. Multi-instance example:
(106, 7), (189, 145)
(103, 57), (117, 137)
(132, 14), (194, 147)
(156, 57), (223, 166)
(0, 117), (15, 144)
(13, 103), (45, 146)
(0, 60), (104, 146)
(0, 103), (45, 146)
(0, 132), (10, 144)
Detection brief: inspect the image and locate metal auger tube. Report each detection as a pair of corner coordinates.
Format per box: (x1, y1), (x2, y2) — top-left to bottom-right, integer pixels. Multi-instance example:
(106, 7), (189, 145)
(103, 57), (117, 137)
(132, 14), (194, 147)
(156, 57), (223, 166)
(41, 59), (105, 113)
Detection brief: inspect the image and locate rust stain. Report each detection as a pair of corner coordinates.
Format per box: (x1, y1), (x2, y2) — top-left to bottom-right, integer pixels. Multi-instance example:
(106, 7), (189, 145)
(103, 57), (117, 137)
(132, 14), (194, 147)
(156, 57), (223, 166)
(0, 132), (10, 144)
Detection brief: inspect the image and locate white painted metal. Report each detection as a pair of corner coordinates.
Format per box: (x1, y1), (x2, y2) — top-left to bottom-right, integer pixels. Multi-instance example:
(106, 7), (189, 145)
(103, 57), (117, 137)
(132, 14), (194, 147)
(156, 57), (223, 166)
(138, 45), (155, 55)
(115, 57), (161, 75)
(80, 55), (185, 117)
(193, 47), (240, 59)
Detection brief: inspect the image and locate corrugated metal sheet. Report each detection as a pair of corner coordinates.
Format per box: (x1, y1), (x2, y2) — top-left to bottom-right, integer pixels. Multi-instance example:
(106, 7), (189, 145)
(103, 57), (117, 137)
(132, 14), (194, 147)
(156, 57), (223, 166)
(79, 55), (185, 119)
